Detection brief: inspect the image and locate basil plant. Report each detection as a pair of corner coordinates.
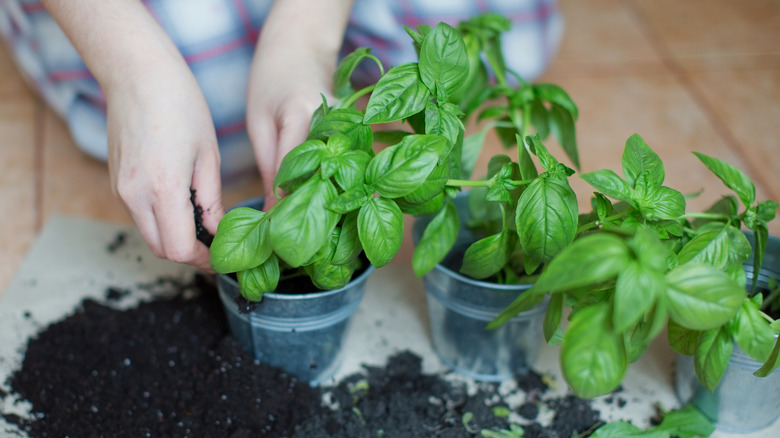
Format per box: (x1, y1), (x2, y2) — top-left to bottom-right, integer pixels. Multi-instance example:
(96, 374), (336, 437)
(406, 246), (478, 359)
(209, 13), (579, 301)
(490, 133), (779, 398)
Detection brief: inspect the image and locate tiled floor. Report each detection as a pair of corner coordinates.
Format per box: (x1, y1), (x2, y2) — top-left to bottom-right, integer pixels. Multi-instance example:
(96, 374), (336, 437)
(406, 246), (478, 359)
(1, 0), (779, 296)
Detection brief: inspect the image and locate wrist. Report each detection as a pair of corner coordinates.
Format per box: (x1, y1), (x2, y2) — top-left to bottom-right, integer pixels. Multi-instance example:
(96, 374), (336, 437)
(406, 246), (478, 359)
(257, 0), (355, 61)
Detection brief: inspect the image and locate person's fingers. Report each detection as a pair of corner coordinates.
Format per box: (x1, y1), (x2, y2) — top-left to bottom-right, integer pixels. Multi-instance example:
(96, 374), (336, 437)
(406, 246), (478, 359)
(153, 187), (214, 272)
(190, 146), (225, 239)
(275, 105), (312, 173)
(127, 207), (164, 259)
(248, 114), (279, 209)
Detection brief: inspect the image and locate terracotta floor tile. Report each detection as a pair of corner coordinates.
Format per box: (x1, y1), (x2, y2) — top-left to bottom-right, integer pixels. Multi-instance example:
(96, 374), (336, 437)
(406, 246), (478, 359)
(629, 0), (780, 71)
(543, 0), (666, 79)
(0, 99), (38, 296)
(0, 44), (35, 101)
(687, 68), (780, 201)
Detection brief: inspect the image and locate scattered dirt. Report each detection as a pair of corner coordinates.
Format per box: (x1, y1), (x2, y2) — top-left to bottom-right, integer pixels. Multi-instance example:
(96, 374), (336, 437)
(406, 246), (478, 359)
(105, 231), (128, 253)
(2, 274), (612, 438)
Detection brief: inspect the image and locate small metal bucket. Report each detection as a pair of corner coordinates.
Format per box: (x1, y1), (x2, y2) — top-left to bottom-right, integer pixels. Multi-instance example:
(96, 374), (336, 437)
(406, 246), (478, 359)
(674, 232), (780, 432)
(414, 195), (548, 381)
(216, 198), (372, 385)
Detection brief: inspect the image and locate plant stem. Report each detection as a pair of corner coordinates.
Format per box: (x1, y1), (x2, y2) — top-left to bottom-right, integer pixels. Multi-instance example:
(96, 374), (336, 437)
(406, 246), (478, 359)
(576, 209), (632, 234)
(445, 178), (534, 188)
(521, 103), (531, 139)
(681, 212), (730, 221)
(338, 84), (375, 109)
(445, 179), (490, 188)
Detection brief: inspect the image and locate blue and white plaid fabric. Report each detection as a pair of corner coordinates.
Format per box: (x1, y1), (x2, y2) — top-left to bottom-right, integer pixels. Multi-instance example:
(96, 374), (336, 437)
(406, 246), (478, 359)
(0, 0), (562, 183)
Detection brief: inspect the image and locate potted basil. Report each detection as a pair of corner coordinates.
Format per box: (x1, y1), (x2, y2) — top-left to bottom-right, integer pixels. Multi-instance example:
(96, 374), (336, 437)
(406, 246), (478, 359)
(209, 13), (577, 383)
(488, 131), (780, 428)
(673, 231), (780, 432)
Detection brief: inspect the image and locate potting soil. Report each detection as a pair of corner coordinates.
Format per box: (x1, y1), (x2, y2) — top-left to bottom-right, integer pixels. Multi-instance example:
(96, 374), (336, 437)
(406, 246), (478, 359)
(2, 274), (607, 437)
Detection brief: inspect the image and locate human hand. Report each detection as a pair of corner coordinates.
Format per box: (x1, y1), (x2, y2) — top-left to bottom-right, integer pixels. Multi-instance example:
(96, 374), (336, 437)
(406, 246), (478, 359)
(246, 0), (355, 209)
(246, 43), (334, 209)
(106, 61), (225, 272)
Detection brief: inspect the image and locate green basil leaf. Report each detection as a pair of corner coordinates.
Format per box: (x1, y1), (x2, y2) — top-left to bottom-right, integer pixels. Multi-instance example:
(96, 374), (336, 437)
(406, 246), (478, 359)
(358, 197), (403, 267)
(365, 134), (448, 198)
(396, 192), (445, 216)
(622, 134), (664, 189)
(329, 186), (371, 214)
(613, 260), (664, 333)
(333, 47), (380, 99)
(544, 293), (564, 344)
(562, 303), (627, 399)
(515, 173), (579, 273)
(694, 327), (734, 392)
(594, 193), (614, 222)
(332, 212), (361, 266)
(534, 83), (579, 120)
(460, 230), (516, 280)
(425, 101), (464, 153)
(665, 263), (744, 331)
(237, 254), (280, 302)
(373, 129), (412, 145)
(488, 291), (546, 330)
(402, 160), (449, 205)
(273, 140), (327, 194)
(210, 207), (271, 273)
(735, 298), (776, 362)
(523, 134), (558, 172)
(333, 150), (371, 191)
(529, 98), (550, 140)
(591, 422), (663, 438)
(667, 319), (702, 356)
(624, 297), (668, 362)
(270, 178), (339, 267)
(636, 185), (686, 221)
(580, 169), (634, 203)
(751, 222), (769, 293)
(412, 199), (460, 277)
(754, 337), (780, 377)
(677, 225), (751, 270)
(419, 22), (469, 97)
(305, 255), (358, 291)
(694, 151), (756, 208)
(528, 233), (631, 295)
(654, 404), (715, 438)
(756, 200), (779, 223)
(308, 94), (329, 132)
(364, 63), (430, 124)
(548, 103), (579, 169)
(309, 108), (374, 153)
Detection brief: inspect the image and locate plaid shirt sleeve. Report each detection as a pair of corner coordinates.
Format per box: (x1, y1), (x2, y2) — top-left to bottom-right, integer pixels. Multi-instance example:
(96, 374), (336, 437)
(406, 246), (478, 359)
(0, 0), (561, 183)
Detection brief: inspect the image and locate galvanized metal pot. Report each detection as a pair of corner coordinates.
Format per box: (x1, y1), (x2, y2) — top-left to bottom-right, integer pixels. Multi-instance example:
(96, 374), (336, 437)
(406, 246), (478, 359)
(216, 198), (372, 385)
(413, 195), (548, 381)
(674, 232), (780, 432)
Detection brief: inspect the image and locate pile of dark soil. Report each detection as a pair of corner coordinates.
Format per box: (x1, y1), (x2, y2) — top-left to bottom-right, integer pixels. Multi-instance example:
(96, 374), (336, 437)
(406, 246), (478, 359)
(2, 274), (604, 437)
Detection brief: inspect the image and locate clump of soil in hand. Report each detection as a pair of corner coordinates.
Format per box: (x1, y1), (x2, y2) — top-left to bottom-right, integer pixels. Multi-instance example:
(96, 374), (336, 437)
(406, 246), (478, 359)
(190, 188), (214, 246)
(2, 275), (606, 437)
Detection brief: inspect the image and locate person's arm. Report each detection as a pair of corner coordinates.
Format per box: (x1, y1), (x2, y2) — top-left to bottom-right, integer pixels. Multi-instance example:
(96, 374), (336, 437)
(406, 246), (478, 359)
(247, 0), (356, 207)
(42, 0), (224, 271)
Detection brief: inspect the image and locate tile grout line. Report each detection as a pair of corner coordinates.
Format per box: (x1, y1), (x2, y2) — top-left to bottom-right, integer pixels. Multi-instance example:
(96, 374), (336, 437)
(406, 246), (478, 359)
(33, 98), (45, 232)
(624, 0), (778, 202)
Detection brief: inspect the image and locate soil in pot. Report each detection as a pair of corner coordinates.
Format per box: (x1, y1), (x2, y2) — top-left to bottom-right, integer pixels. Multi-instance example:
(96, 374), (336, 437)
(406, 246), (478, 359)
(3, 274), (618, 437)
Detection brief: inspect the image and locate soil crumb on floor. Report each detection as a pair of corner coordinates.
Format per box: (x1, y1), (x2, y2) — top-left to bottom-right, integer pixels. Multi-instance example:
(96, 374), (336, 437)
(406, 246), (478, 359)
(2, 275), (605, 437)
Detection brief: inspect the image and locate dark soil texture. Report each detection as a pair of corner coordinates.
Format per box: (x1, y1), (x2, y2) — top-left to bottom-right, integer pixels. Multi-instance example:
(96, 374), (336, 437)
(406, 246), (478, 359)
(2, 275), (607, 438)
